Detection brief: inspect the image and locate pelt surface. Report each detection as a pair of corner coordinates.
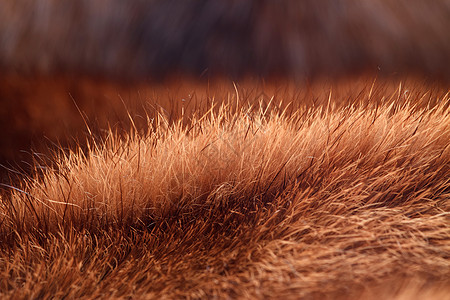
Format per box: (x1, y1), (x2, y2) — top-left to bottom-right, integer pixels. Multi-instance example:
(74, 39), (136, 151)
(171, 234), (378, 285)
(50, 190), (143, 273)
(1, 83), (449, 299)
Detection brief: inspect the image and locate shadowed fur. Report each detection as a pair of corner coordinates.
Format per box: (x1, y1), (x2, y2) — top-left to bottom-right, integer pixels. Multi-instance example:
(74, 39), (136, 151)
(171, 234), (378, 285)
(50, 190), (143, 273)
(1, 87), (449, 299)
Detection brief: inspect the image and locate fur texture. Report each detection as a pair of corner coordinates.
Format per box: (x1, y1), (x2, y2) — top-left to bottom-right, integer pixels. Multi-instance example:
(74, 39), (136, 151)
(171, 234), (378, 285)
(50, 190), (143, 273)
(1, 85), (449, 299)
(1, 1), (449, 298)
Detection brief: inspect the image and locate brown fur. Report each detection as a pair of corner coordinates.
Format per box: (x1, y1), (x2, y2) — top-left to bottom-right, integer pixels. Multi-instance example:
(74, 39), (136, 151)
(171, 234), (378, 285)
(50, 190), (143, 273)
(1, 86), (449, 299)
(0, 1), (449, 299)
(0, 75), (447, 179)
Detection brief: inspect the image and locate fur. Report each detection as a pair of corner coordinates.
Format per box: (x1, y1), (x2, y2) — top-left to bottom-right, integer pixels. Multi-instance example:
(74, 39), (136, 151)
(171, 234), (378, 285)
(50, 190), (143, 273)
(1, 87), (449, 299)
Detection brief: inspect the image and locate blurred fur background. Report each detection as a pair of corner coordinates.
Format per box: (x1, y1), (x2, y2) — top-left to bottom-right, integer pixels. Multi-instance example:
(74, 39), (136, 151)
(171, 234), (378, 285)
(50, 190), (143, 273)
(1, 0), (450, 79)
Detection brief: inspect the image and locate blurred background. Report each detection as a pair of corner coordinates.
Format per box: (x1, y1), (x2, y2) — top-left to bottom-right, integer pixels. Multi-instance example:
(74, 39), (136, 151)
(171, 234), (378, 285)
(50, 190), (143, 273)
(1, 0), (450, 78)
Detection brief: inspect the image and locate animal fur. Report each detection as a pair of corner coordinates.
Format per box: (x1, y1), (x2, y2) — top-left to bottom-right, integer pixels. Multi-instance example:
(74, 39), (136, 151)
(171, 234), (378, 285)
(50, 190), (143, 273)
(1, 87), (449, 299)
(0, 1), (449, 299)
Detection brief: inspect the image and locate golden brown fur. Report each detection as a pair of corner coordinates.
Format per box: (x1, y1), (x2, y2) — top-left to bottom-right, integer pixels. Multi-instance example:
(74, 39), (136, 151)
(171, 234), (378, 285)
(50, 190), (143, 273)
(1, 84), (449, 299)
(0, 1), (449, 299)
